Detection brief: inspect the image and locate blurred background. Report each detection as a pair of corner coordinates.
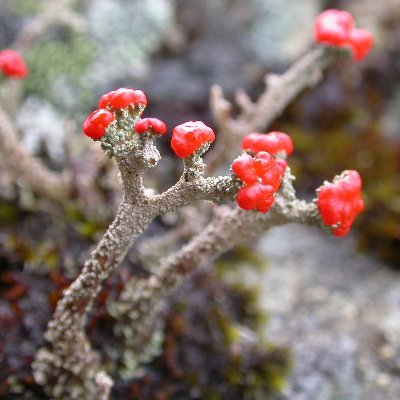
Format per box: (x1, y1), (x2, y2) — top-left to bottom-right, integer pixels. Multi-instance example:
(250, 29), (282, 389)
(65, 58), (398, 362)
(0, 0), (400, 399)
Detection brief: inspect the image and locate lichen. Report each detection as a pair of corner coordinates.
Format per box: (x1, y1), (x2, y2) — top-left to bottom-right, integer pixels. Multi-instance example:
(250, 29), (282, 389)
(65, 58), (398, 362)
(24, 33), (95, 112)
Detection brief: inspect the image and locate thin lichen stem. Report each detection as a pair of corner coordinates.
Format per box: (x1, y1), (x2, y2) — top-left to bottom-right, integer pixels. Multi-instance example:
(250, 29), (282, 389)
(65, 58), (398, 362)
(32, 148), (161, 399)
(113, 169), (320, 357)
(33, 142), (238, 398)
(151, 175), (236, 213)
(150, 147), (237, 212)
(33, 199), (156, 399)
(240, 47), (333, 131)
(112, 197), (321, 361)
(206, 47), (334, 174)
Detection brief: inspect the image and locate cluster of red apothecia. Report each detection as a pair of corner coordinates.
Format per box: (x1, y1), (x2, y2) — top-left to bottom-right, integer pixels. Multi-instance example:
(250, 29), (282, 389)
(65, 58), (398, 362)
(232, 151), (282, 213)
(232, 132), (293, 213)
(82, 105), (364, 237)
(82, 88), (215, 158)
(233, 131), (364, 237)
(82, 88), (148, 140)
(0, 49), (28, 78)
(134, 118), (166, 136)
(317, 171), (365, 237)
(241, 132), (293, 176)
(314, 9), (373, 61)
(75, 7), (371, 236)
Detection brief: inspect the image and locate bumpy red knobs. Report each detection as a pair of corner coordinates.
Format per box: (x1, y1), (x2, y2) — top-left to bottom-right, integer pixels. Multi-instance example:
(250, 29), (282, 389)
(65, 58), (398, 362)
(98, 88), (147, 109)
(232, 151), (281, 189)
(232, 151), (281, 213)
(348, 29), (374, 61)
(314, 9), (373, 61)
(317, 170), (364, 237)
(98, 91), (115, 109)
(135, 118), (166, 135)
(0, 49), (28, 78)
(171, 121), (215, 158)
(242, 132), (293, 156)
(314, 9), (354, 46)
(82, 109), (115, 140)
(236, 183), (276, 213)
(231, 153), (258, 184)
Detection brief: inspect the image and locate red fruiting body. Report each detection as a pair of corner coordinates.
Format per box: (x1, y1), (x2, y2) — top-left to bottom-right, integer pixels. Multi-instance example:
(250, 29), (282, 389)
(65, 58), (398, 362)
(0, 49), (28, 78)
(111, 88), (138, 108)
(242, 132), (293, 156)
(98, 88), (147, 109)
(231, 153), (258, 184)
(314, 9), (354, 46)
(232, 151), (281, 213)
(348, 28), (374, 61)
(82, 109), (114, 140)
(131, 90), (147, 106)
(109, 88), (146, 109)
(232, 152), (281, 189)
(314, 9), (373, 61)
(134, 118), (167, 135)
(236, 183), (276, 213)
(98, 91), (115, 109)
(317, 170), (364, 237)
(171, 121), (215, 158)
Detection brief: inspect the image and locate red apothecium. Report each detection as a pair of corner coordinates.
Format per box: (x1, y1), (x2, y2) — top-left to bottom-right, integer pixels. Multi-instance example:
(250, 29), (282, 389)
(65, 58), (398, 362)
(232, 151), (281, 213)
(134, 118), (166, 135)
(171, 121), (215, 158)
(242, 132), (293, 156)
(317, 170), (364, 237)
(0, 49), (28, 78)
(82, 109), (115, 140)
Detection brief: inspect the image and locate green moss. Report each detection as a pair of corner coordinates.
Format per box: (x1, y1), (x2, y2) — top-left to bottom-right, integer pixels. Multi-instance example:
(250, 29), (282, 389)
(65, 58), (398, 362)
(8, 0), (43, 15)
(66, 205), (108, 240)
(223, 323), (241, 344)
(24, 32), (96, 110)
(65, 205), (85, 222)
(77, 220), (104, 239)
(0, 202), (18, 225)
(215, 245), (267, 277)
(204, 390), (222, 400)
(228, 283), (268, 329)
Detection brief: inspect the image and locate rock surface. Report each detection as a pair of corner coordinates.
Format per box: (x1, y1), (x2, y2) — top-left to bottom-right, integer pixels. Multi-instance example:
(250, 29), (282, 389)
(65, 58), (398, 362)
(246, 224), (400, 400)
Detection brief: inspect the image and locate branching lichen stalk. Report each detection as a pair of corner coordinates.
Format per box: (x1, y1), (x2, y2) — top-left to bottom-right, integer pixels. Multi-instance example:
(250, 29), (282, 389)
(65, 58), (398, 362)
(33, 146), (158, 398)
(34, 197), (155, 399)
(206, 47), (334, 173)
(111, 170), (322, 369)
(33, 124), (237, 398)
(31, 41), (356, 399)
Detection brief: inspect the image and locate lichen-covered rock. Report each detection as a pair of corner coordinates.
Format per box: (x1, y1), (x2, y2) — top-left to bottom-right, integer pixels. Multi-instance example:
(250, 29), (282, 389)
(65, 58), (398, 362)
(85, 0), (173, 92)
(255, 225), (400, 400)
(16, 96), (66, 163)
